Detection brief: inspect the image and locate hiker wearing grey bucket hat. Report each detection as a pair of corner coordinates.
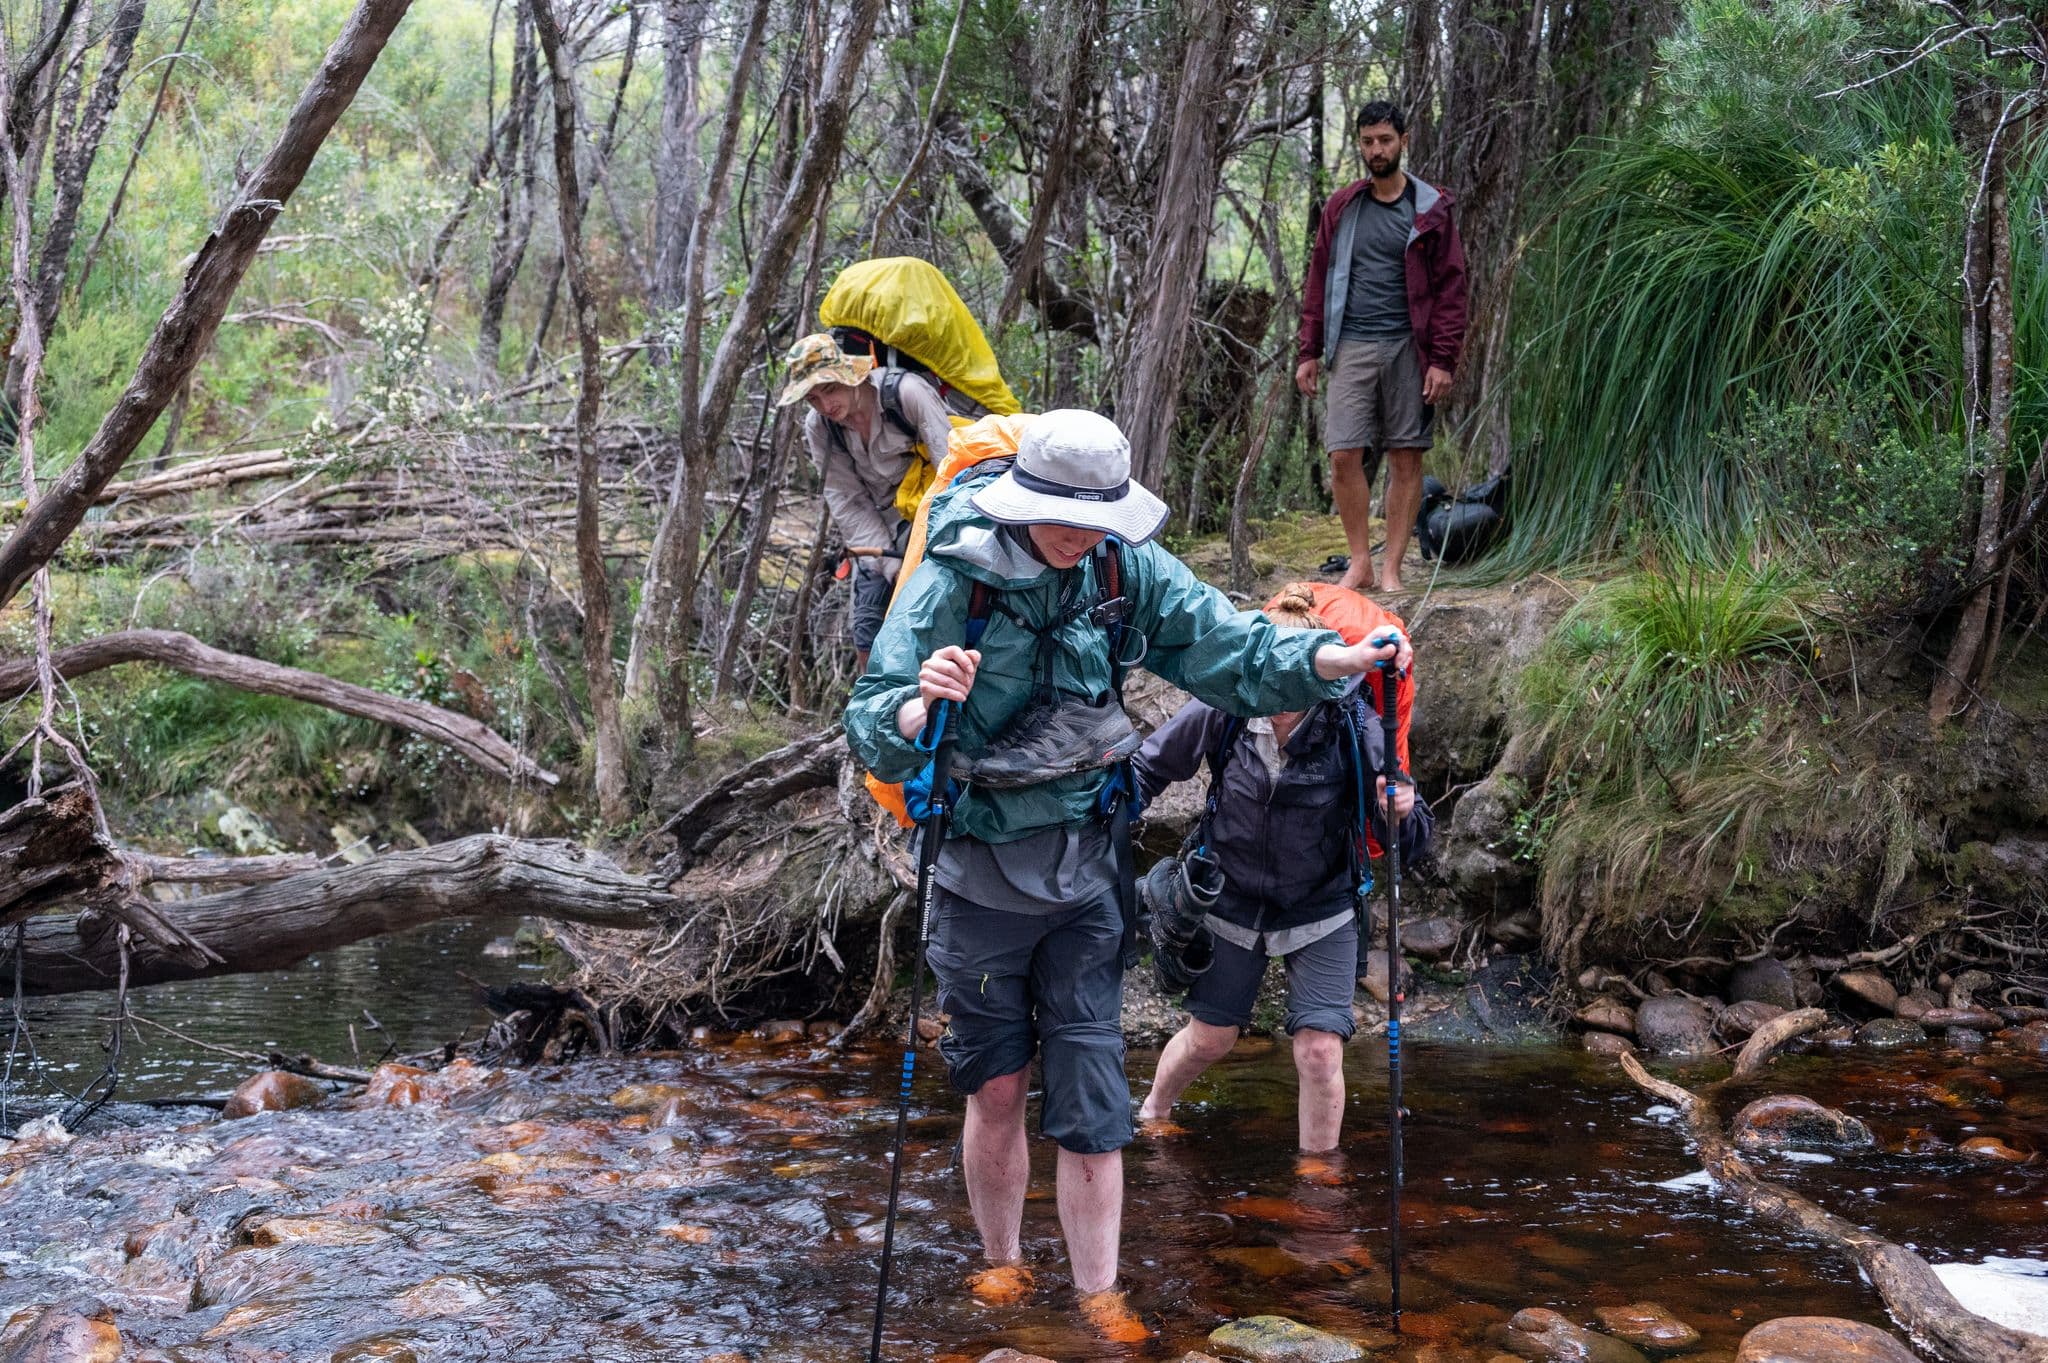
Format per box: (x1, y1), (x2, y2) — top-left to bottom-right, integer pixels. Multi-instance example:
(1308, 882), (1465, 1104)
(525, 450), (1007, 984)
(843, 407), (1414, 1331)
(968, 409), (1170, 545)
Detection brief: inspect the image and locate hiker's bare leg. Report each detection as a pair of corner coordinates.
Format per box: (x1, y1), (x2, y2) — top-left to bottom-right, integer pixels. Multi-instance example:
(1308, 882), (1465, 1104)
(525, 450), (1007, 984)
(1379, 447), (1426, 592)
(1138, 1019), (1239, 1120)
(963, 1068), (1030, 1264)
(1293, 1027), (1346, 1152)
(1057, 1146), (1123, 1294)
(1328, 446), (1376, 591)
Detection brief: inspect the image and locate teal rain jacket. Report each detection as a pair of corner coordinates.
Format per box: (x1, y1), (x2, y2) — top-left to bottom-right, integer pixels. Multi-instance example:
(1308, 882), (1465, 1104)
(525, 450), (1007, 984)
(844, 481), (1347, 845)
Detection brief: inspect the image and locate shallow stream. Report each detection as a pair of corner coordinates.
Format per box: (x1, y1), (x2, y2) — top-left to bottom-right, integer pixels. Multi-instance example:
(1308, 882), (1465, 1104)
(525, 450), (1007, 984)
(1, 924), (2045, 1360)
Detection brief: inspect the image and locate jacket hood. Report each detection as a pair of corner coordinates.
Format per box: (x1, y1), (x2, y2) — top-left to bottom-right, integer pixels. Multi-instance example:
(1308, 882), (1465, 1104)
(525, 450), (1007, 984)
(922, 477), (1062, 591)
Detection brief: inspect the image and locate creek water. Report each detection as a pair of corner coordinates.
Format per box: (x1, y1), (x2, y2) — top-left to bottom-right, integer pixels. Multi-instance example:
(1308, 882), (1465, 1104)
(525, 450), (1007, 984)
(1, 926), (2045, 1361)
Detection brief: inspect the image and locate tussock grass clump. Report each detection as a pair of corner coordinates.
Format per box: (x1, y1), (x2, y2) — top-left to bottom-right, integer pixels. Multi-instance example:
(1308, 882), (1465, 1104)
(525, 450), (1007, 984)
(1514, 554), (1877, 963)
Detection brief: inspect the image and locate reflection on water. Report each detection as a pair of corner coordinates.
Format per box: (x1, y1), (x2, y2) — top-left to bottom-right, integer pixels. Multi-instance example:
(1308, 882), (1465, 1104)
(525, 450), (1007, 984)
(7, 918), (518, 1112)
(1, 1013), (2043, 1361)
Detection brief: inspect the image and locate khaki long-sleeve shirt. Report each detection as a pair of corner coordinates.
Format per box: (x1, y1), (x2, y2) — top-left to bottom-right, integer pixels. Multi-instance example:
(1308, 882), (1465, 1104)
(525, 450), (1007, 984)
(804, 370), (953, 559)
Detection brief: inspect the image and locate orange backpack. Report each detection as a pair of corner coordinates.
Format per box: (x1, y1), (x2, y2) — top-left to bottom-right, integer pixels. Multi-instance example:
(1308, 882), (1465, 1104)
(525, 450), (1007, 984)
(1269, 582), (1415, 855)
(864, 413), (1038, 827)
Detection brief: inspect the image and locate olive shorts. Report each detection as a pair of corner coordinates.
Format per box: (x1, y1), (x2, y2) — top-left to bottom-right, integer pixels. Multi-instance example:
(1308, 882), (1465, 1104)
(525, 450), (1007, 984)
(1325, 335), (1434, 455)
(926, 886), (1132, 1155)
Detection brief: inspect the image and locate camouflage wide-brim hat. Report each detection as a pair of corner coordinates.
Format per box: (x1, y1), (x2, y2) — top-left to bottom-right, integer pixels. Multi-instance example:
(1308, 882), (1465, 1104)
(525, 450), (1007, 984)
(776, 332), (873, 407)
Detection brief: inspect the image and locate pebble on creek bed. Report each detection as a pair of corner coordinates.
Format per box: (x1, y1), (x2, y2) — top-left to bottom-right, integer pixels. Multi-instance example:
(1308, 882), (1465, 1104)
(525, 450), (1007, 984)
(1207, 1314), (1373, 1362)
(1733, 1316), (1920, 1362)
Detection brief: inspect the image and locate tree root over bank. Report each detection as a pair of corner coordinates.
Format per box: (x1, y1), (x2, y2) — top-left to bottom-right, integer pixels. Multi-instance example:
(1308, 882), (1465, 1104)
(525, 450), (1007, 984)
(1618, 1016), (2048, 1363)
(17, 835), (672, 995)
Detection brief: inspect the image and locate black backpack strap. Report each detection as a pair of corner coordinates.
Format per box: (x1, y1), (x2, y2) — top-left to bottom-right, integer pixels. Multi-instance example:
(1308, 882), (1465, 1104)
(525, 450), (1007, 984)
(1193, 713), (1242, 853)
(875, 369), (919, 444)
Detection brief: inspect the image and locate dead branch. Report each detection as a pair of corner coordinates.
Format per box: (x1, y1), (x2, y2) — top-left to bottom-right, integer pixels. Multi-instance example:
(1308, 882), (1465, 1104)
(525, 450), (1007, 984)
(659, 726), (848, 866)
(1732, 1006), (1827, 1080)
(1616, 1047), (2048, 1363)
(18, 835), (674, 996)
(0, 629), (558, 787)
(0, 0), (416, 611)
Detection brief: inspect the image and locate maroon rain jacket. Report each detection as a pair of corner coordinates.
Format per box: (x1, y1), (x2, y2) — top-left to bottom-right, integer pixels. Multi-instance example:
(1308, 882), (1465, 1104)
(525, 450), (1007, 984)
(1297, 173), (1470, 374)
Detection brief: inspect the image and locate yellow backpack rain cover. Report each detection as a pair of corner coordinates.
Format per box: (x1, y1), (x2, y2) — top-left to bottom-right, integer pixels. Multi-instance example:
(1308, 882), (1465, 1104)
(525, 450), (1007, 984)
(819, 257), (1022, 420)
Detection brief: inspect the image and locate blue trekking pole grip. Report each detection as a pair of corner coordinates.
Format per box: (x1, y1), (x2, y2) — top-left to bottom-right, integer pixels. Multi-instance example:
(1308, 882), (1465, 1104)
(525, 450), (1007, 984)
(870, 696), (960, 1363)
(1371, 636), (1406, 1335)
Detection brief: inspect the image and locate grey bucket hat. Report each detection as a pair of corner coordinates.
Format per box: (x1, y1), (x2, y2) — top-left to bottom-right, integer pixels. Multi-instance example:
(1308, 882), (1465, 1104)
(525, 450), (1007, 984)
(969, 409), (1170, 545)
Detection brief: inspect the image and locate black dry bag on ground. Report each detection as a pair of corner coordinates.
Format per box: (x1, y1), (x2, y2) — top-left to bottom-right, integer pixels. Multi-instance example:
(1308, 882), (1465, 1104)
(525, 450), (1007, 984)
(1415, 466), (1511, 565)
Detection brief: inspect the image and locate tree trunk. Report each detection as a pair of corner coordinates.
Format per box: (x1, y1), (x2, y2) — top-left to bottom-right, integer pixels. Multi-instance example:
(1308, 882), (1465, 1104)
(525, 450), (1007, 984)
(993, 0), (1105, 328)
(477, 4), (539, 376)
(0, 0), (416, 612)
(627, 0), (882, 727)
(18, 836), (674, 996)
(31, 0), (145, 348)
(0, 785), (116, 922)
(939, 107), (1099, 343)
(76, 0), (203, 303)
(651, 0), (710, 319)
(0, 629), (557, 785)
(531, 0), (629, 822)
(1114, 0), (1236, 490)
(524, 2), (640, 381)
(1931, 107), (2016, 725)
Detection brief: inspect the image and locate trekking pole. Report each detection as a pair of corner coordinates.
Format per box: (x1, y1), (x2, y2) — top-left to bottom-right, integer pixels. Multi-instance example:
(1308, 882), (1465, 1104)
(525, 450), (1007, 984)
(869, 699), (961, 1363)
(1371, 641), (1406, 1336)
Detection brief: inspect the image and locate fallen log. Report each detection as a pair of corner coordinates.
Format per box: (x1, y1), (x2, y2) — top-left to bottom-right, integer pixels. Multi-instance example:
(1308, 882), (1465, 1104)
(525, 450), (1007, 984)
(0, 785), (117, 921)
(660, 726), (847, 867)
(18, 834), (674, 995)
(1618, 1049), (2048, 1363)
(0, 629), (557, 787)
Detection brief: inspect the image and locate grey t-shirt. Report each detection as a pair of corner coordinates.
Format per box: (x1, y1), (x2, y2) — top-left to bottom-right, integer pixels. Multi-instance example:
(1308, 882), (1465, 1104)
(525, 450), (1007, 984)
(1339, 181), (1416, 340)
(933, 823), (1117, 915)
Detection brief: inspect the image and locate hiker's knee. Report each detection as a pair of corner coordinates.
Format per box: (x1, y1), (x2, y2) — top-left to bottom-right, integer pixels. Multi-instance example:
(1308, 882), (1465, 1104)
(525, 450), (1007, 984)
(1327, 446), (1367, 474)
(967, 1066), (1030, 1121)
(1386, 447), (1425, 479)
(1292, 1027), (1345, 1084)
(1039, 1017), (1132, 1154)
(1183, 1019), (1239, 1063)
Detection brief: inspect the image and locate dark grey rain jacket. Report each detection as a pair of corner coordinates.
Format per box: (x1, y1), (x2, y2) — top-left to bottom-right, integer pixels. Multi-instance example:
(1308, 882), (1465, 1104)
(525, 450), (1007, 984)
(1132, 687), (1433, 935)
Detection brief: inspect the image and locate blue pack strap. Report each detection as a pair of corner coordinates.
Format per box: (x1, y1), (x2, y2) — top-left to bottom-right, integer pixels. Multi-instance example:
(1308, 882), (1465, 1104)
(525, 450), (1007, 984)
(906, 580), (996, 819)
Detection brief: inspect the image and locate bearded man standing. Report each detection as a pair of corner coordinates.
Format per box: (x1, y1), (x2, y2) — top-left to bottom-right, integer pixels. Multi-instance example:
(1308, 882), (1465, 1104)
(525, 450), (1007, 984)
(1296, 101), (1469, 593)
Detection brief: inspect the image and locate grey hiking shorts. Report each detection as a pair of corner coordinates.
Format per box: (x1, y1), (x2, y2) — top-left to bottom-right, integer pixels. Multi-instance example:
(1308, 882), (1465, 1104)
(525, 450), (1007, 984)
(1185, 913), (1359, 1040)
(926, 885), (1132, 1154)
(1326, 335), (1433, 456)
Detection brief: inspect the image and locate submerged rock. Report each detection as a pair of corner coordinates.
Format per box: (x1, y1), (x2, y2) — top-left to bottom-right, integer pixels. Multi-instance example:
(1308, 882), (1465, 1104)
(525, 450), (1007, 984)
(1496, 1308), (1647, 1363)
(1208, 1315), (1367, 1363)
(1635, 996), (1714, 1058)
(1958, 1136), (2032, 1164)
(1856, 1018), (1927, 1049)
(1583, 1032), (1634, 1057)
(1734, 1316), (1918, 1362)
(1592, 1302), (1701, 1352)
(1727, 958), (1798, 1010)
(756, 1019), (807, 1044)
(974, 1352), (1059, 1363)
(221, 1070), (327, 1120)
(1731, 1095), (1875, 1153)
(0, 1298), (121, 1363)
